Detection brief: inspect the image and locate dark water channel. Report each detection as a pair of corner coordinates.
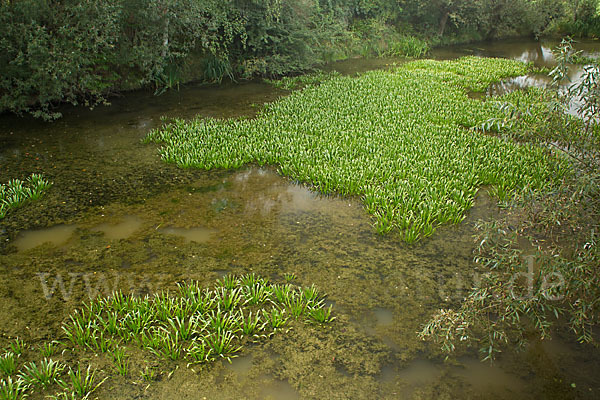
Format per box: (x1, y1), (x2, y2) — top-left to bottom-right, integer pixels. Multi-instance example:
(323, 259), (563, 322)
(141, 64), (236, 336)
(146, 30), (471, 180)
(1, 39), (599, 399)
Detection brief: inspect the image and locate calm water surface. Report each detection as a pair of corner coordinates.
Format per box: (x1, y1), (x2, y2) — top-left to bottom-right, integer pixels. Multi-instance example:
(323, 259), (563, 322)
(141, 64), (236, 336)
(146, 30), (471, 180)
(0, 39), (599, 399)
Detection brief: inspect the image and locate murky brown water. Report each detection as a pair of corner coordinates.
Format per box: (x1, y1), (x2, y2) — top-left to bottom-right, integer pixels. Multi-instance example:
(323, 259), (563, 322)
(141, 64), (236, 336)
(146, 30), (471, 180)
(1, 39), (599, 399)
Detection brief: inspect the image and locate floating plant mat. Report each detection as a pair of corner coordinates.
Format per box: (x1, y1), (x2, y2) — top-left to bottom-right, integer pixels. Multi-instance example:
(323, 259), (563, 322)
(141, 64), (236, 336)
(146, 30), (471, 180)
(0, 275), (333, 400)
(145, 56), (568, 242)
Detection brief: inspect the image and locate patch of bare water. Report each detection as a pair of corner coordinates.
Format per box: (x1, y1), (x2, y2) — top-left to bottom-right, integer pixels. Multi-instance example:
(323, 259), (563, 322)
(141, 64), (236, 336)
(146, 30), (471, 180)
(225, 354), (254, 377)
(258, 377), (301, 400)
(158, 226), (215, 243)
(91, 215), (144, 240)
(454, 357), (527, 395)
(373, 307), (394, 326)
(13, 224), (78, 252)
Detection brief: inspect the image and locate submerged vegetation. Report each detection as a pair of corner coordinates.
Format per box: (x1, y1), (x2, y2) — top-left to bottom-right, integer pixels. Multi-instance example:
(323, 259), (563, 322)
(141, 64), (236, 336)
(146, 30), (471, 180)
(0, 174), (51, 220)
(145, 56), (566, 242)
(0, 276), (333, 399)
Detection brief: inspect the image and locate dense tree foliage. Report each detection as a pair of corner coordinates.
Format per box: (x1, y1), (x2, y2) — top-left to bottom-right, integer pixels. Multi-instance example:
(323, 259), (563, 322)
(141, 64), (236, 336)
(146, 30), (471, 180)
(0, 0), (598, 119)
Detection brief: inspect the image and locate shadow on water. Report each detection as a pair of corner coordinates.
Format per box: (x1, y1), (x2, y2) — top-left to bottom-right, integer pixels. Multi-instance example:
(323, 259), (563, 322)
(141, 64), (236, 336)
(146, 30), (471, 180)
(0, 39), (600, 399)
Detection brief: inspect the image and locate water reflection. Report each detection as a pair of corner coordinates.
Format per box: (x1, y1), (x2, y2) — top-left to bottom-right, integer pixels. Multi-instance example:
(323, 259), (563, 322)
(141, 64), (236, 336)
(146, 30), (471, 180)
(487, 74), (552, 96)
(516, 45), (554, 64)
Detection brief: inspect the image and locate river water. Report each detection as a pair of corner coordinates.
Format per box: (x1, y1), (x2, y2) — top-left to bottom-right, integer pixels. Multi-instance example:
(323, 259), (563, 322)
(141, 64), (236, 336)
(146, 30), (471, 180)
(0, 39), (599, 399)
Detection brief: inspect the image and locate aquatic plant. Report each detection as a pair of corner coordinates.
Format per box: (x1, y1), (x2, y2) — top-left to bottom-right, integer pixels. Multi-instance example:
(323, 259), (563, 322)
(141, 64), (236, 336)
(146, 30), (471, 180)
(168, 316), (195, 341)
(122, 309), (152, 336)
(139, 327), (163, 353)
(185, 340), (212, 364)
(98, 311), (119, 336)
(39, 342), (60, 358)
(216, 274), (239, 290)
(383, 35), (430, 58)
(308, 304), (336, 324)
(145, 57), (566, 242)
(89, 330), (113, 354)
(62, 315), (95, 348)
(158, 330), (182, 361)
(18, 358), (65, 389)
(58, 276), (332, 366)
(239, 273), (266, 288)
(140, 366), (158, 382)
(62, 365), (105, 399)
(420, 39), (600, 361)
(271, 284), (294, 304)
(205, 329), (241, 360)
(185, 287), (215, 314)
(8, 340), (24, 358)
(0, 353), (18, 377)
(302, 284), (320, 303)
(262, 307), (288, 330)
(204, 308), (240, 332)
(0, 377), (28, 400)
(111, 348), (129, 376)
(286, 293), (307, 318)
(240, 311), (265, 337)
(200, 55), (234, 84)
(0, 174), (51, 219)
(215, 287), (244, 311)
(27, 277), (344, 397)
(244, 282), (272, 305)
(4, 276), (332, 399)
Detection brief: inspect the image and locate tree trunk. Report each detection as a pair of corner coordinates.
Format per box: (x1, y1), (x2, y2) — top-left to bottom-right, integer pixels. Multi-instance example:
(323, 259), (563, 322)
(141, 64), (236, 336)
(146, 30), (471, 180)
(438, 10), (450, 37)
(161, 17), (169, 59)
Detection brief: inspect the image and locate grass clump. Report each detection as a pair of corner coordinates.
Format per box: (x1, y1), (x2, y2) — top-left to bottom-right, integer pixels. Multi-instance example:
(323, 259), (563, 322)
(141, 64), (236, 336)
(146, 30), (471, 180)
(145, 56), (566, 242)
(8, 340), (24, 358)
(0, 353), (18, 377)
(0, 377), (28, 400)
(0, 343), (106, 400)
(61, 365), (105, 399)
(0, 174), (51, 219)
(18, 358), (65, 390)
(60, 276), (333, 367)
